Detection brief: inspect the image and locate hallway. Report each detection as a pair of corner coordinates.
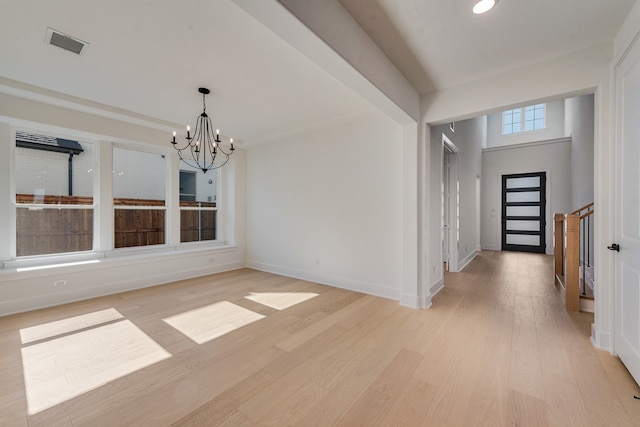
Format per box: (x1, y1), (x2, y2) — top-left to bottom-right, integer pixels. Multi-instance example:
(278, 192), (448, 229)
(432, 251), (639, 425)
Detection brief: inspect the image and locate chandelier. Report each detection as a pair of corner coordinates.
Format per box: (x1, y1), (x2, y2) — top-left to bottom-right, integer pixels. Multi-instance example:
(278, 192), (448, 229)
(171, 87), (234, 173)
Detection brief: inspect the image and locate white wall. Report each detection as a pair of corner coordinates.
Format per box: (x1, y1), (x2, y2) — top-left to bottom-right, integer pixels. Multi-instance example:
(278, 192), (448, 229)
(0, 92), (246, 316)
(238, 0), (419, 123)
(452, 118), (484, 266)
(429, 117), (483, 291)
(246, 109), (404, 300)
(234, 0), (421, 307)
(566, 94), (595, 266)
(486, 100), (565, 148)
(429, 125), (443, 290)
(565, 94), (595, 210)
(422, 43), (611, 125)
(481, 139), (572, 254)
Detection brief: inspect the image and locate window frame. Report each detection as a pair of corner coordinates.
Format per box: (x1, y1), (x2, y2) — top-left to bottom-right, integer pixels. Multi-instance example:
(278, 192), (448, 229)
(112, 145), (168, 250)
(13, 130), (97, 259)
(179, 167), (220, 245)
(502, 103), (546, 136)
(5, 123), (230, 270)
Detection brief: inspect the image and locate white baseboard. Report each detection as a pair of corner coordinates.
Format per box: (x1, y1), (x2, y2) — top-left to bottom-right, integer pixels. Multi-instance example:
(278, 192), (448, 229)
(458, 250), (478, 271)
(246, 261), (401, 302)
(430, 278), (444, 298)
(580, 297), (594, 313)
(400, 293), (420, 309)
(590, 323), (613, 354)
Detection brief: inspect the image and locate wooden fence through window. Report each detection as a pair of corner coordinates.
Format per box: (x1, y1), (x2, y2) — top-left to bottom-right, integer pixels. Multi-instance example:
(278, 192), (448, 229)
(15, 194), (216, 255)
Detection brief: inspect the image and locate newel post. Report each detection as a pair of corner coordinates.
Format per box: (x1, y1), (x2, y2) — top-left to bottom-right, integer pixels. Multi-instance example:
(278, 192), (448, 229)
(565, 214), (580, 312)
(553, 213), (564, 278)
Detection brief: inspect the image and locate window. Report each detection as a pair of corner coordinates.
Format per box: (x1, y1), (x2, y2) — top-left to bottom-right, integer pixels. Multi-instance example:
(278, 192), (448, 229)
(15, 132), (94, 257)
(10, 129), (228, 265)
(502, 104), (545, 135)
(113, 147), (166, 248)
(179, 168), (218, 243)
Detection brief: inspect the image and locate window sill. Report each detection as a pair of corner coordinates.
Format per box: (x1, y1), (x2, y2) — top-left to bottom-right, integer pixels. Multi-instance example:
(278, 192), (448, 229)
(0, 243), (238, 278)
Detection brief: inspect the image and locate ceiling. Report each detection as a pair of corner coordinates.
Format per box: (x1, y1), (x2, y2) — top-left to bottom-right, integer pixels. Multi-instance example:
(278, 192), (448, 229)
(0, 0), (636, 144)
(0, 0), (371, 144)
(338, 0), (636, 94)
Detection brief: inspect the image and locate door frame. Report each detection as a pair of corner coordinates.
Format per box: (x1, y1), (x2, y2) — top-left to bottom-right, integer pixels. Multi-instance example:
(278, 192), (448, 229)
(442, 133), (459, 272)
(476, 175), (481, 251)
(612, 32), (640, 385)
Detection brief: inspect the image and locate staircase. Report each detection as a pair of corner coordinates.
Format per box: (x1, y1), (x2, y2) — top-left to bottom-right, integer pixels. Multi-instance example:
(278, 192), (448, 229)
(553, 203), (594, 312)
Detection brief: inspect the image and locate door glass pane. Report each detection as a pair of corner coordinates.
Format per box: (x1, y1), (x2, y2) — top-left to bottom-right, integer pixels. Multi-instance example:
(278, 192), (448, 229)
(506, 220), (540, 231)
(506, 176), (540, 189)
(506, 206), (540, 217)
(506, 234), (540, 246)
(506, 191), (540, 203)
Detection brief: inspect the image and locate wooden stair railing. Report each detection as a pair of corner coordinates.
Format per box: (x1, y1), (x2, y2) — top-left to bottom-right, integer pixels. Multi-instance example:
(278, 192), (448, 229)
(554, 203), (594, 312)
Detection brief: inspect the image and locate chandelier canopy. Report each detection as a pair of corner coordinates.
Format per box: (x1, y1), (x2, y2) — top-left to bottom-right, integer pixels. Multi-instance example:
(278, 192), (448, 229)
(171, 87), (234, 173)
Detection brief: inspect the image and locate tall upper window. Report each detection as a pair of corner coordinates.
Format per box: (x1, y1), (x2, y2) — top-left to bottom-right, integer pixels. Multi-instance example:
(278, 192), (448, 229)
(113, 147), (166, 249)
(15, 132), (94, 257)
(502, 104), (546, 135)
(179, 168), (218, 243)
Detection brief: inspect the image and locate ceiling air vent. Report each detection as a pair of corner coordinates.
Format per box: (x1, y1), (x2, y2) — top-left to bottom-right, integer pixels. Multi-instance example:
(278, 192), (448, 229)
(45, 27), (88, 55)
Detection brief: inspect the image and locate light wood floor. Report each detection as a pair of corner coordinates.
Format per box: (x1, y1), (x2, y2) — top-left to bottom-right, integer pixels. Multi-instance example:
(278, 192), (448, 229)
(1, 251), (639, 426)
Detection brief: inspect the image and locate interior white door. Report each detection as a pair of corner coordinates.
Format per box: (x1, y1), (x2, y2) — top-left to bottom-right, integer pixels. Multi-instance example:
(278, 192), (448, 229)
(442, 151), (450, 270)
(614, 35), (640, 386)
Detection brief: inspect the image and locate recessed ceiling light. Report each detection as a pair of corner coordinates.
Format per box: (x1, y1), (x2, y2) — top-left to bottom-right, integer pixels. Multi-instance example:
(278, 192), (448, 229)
(473, 0), (497, 15)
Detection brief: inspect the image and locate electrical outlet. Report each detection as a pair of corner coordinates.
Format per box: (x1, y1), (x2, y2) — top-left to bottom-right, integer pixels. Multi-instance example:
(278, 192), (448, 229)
(54, 280), (67, 287)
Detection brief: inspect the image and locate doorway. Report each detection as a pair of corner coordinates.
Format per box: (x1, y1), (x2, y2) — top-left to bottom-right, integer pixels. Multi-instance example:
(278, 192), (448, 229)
(442, 133), (459, 272)
(501, 172), (546, 253)
(476, 175), (481, 252)
(614, 33), (640, 385)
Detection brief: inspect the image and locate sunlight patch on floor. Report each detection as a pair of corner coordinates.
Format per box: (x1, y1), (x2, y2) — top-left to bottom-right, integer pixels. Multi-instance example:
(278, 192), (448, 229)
(163, 301), (265, 344)
(20, 308), (124, 344)
(21, 319), (170, 415)
(244, 292), (318, 310)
